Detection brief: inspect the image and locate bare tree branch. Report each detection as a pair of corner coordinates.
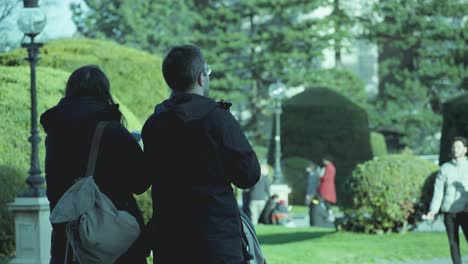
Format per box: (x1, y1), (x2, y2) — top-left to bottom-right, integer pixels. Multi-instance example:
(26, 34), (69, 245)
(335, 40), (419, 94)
(0, 0), (19, 26)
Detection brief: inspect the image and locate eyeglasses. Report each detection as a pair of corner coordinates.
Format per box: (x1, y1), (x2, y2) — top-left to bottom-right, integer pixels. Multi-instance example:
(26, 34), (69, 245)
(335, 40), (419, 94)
(204, 64), (211, 76)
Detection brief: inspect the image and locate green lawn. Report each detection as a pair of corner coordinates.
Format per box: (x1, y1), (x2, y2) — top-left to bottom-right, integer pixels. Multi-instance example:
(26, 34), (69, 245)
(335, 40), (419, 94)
(256, 225), (468, 264)
(3, 227), (467, 264)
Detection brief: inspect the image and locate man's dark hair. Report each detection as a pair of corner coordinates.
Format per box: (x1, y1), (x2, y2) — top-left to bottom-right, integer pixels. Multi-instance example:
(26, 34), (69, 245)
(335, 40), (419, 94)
(162, 45), (205, 92)
(452, 136), (467, 147)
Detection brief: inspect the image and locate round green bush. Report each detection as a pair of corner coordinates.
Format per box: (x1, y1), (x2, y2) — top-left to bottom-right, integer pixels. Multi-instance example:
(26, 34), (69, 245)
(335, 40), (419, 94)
(0, 166), (26, 256)
(273, 88), (373, 208)
(282, 157), (311, 205)
(0, 38), (169, 126)
(348, 154), (439, 233)
(370, 132), (388, 157)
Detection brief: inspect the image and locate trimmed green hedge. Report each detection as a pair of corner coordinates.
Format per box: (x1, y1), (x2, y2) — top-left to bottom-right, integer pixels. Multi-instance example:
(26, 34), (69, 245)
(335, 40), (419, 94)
(348, 154), (439, 233)
(0, 36), (168, 254)
(0, 38), (169, 125)
(274, 88), (373, 207)
(370, 132), (388, 157)
(439, 94), (468, 165)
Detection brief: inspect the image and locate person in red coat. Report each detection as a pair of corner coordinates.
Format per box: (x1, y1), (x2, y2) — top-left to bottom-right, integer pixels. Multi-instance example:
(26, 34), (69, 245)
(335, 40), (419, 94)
(318, 155), (337, 222)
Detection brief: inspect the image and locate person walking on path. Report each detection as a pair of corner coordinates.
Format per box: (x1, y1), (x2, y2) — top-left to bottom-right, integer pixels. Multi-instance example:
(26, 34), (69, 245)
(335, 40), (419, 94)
(424, 136), (468, 264)
(142, 45), (260, 264)
(40, 65), (151, 263)
(244, 164), (271, 224)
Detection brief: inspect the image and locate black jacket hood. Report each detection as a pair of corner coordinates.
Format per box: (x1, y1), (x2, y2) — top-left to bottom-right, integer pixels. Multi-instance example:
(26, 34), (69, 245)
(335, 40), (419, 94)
(40, 96), (121, 132)
(155, 93), (231, 123)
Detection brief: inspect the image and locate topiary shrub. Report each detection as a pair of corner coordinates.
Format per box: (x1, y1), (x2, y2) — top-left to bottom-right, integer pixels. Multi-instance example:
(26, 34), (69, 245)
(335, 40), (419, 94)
(0, 66), (68, 172)
(348, 154), (439, 233)
(0, 166), (26, 256)
(0, 38), (168, 125)
(304, 68), (368, 107)
(271, 88), (373, 208)
(282, 157), (311, 205)
(0, 65), (148, 255)
(439, 94), (468, 165)
(370, 132), (388, 157)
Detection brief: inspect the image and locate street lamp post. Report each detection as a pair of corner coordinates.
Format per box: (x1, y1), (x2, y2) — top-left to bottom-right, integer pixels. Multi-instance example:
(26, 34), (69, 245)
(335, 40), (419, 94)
(17, 0), (47, 197)
(7, 1), (51, 263)
(268, 81), (286, 184)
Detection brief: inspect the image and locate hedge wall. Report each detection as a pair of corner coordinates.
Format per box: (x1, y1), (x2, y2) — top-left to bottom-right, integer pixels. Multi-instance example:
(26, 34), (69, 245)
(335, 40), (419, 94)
(272, 88), (373, 207)
(0, 38), (168, 254)
(439, 94), (468, 165)
(0, 38), (169, 125)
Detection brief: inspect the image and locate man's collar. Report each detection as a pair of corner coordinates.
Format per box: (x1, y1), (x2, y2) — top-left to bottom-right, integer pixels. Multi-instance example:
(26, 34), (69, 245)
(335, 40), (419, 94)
(452, 156), (467, 166)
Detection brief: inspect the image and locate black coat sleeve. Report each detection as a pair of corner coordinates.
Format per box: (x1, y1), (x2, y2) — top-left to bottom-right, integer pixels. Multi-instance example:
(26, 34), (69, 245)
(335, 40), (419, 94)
(220, 111), (260, 189)
(101, 122), (152, 195)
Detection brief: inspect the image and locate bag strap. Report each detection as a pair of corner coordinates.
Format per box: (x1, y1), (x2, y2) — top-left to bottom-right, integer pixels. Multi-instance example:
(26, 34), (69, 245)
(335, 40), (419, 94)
(85, 121), (109, 177)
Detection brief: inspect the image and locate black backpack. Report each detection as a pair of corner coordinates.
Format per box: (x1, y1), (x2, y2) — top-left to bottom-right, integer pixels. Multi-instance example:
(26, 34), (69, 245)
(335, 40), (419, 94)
(239, 209), (266, 264)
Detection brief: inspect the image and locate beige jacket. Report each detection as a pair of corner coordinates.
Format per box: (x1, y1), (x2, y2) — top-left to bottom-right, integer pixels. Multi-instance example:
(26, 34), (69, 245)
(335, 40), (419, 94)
(429, 157), (468, 214)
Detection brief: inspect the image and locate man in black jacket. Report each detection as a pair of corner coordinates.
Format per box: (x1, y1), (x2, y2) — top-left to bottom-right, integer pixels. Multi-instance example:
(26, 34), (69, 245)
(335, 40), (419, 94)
(142, 45), (260, 264)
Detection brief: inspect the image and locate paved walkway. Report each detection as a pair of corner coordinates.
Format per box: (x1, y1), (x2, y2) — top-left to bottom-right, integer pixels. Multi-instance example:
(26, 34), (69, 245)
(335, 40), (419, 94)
(291, 214), (467, 264)
(388, 256), (468, 264)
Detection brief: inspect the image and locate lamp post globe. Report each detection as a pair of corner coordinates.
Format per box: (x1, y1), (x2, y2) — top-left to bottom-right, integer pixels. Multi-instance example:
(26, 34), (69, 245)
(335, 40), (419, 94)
(17, 0), (47, 38)
(17, 0), (47, 197)
(268, 81), (286, 184)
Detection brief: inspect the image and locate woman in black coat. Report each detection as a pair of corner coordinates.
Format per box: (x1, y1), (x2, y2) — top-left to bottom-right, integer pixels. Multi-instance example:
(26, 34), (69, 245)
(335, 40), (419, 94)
(40, 65), (151, 263)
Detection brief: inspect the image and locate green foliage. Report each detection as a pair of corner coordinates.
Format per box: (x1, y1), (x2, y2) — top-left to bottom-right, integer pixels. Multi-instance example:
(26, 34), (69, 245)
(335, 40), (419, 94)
(370, 132), (388, 157)
(363, 0), (467, 154)
(276, 88), (373, 207)
(191, 0), (352, 148)
(0, 66), (68, 172)
(439, 93), (468, 164)
(0, 38), (168, 126)
(71, 0), (196, 54)
(348, 154), (439, 233)
(282, 157), (311, 205)
(305, 68), (368, 107)
(135, 190), (152, 223)
(0, 166), (25, 256)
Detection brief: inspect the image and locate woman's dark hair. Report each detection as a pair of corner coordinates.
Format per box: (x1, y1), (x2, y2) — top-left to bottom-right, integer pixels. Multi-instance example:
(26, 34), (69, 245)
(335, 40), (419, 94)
(65, 65), (125, 124)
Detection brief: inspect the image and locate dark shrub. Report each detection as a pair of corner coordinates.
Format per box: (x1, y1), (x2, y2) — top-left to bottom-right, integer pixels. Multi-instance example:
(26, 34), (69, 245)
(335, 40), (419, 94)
(0, 166), (26, 256)
(439, 94), (468, 165)
(282, 157), (311, 205)
(271, 88), (373, 208)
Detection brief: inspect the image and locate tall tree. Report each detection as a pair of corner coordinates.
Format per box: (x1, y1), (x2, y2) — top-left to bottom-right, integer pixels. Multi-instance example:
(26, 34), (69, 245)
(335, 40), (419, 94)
(362, 0), (467, 154)
(192, 0), (332, 146)
(71, 0), (196, 54)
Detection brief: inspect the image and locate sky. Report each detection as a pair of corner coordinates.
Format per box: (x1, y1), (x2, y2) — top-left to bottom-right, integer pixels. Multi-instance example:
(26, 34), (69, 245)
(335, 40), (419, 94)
(1, 0), (81, 50)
